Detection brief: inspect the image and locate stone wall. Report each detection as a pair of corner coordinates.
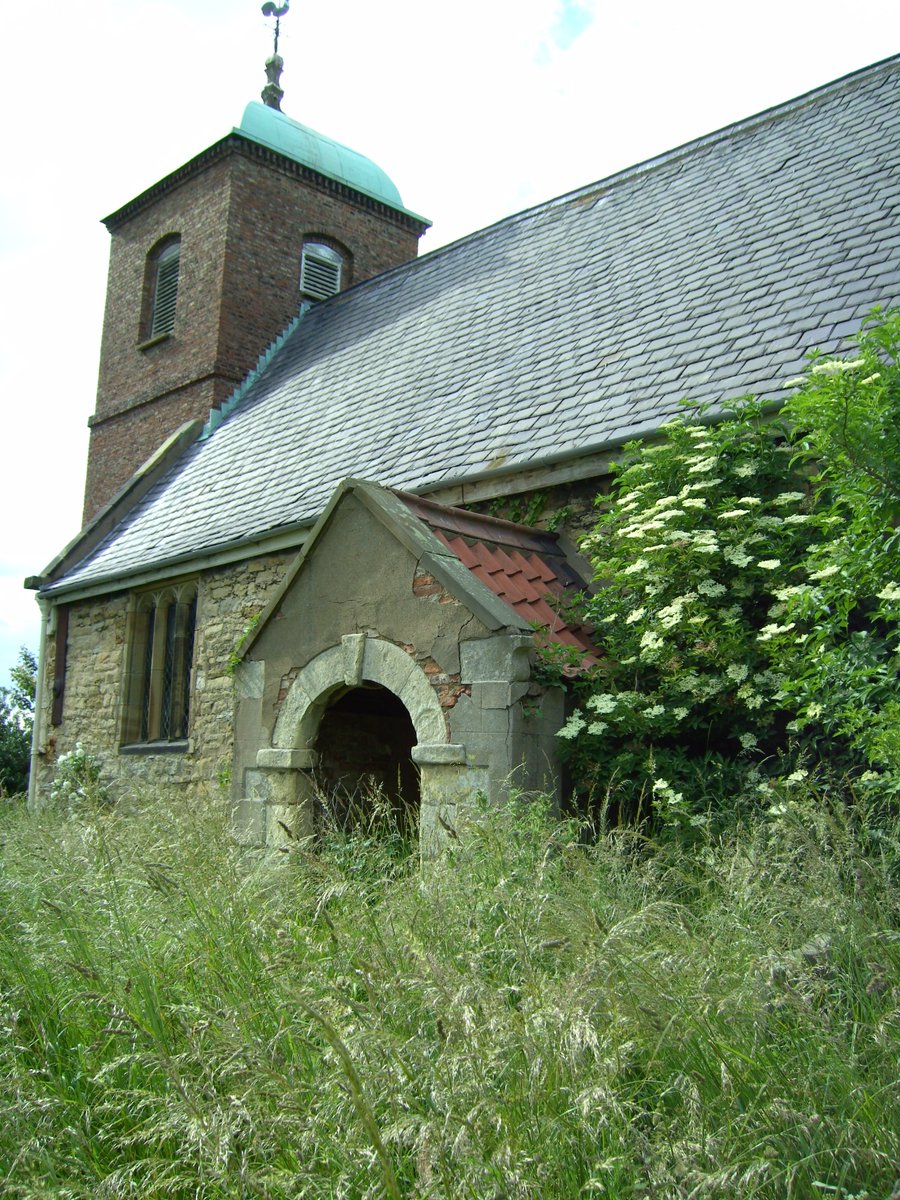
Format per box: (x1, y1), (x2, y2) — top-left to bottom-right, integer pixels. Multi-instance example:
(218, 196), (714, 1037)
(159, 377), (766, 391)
(33, 472), (608, 817)
(32, 553), (293, 804)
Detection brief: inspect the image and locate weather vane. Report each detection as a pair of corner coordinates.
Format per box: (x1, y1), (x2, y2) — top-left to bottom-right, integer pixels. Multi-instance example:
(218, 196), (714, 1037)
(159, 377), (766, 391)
(261, 1), (290, 110)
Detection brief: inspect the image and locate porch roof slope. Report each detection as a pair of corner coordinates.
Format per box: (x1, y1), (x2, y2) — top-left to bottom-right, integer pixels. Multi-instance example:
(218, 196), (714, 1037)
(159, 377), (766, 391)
(43, 54), (900, 595)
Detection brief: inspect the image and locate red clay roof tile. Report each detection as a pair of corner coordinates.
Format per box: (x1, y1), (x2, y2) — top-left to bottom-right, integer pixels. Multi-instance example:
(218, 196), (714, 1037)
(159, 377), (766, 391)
(396, 491), (601, 669)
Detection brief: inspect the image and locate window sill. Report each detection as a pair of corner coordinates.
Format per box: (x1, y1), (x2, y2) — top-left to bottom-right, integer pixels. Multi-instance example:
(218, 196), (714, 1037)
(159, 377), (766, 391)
(120, 739), (192, 756)
(137, 332), (172, 352)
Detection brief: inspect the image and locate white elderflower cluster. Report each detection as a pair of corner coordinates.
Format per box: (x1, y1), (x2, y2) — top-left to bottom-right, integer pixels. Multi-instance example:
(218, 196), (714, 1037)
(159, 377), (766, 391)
(697, 579), (726, 597)
(774, 584), (809, 601)
(877, 583), (900, 601)
(640, 630), (664, 654)
(757, 621), (796, 642)
(724, 546), (753, 568)
(810, 357), (865, 375)
(658, 593), (696, 628)
(557, 712), (586, 739)
(687, 530), (719, 554)
(652, 777), (684, 805)
(687, 456), (717, 474)
(736, 682), (764, 708)
(587, 693), (618, 714)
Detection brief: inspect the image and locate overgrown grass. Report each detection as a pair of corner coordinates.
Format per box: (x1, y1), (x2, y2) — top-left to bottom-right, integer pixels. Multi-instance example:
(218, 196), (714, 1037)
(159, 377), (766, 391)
(0, 787), (897, 1198)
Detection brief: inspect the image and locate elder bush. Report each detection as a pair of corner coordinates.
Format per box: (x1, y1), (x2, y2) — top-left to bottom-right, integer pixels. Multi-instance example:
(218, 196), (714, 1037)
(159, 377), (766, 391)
(557, 308), (900, 829)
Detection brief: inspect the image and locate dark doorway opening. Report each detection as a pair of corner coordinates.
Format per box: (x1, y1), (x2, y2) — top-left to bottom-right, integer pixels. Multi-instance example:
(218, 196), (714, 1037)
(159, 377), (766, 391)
(314, 684), (419, 836)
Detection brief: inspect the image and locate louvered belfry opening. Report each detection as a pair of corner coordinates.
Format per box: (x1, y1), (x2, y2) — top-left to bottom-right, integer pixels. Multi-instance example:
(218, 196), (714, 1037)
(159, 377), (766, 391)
(314, 685), (419, 836)
(149, 238), (181, 337)
(300, 241), (343, 301)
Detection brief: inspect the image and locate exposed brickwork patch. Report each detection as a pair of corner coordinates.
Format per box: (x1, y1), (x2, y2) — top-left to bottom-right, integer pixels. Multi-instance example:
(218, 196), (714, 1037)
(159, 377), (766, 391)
(277, 666), (299, 706)
(412, 567), (457, 604)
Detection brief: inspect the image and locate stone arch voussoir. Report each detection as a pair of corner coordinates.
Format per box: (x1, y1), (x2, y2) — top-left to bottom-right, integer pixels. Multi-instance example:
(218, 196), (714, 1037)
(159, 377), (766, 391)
(272, 635), (448, 752)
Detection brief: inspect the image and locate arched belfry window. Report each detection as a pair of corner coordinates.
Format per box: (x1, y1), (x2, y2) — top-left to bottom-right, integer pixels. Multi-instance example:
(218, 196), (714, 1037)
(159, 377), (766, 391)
(300, 241), (343, 301)
(145, 236), (181, 340)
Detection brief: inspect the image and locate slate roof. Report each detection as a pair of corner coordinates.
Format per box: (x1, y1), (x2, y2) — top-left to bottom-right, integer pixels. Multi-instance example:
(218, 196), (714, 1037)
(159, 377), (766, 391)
(400, 493), (600, 665)
(46, 55), (900, 595)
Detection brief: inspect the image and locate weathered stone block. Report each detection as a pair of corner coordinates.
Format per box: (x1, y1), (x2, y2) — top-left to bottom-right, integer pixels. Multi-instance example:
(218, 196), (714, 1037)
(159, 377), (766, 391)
(471, 680), (528, 709)
(236, 658), (264, 700)
(232, 797), (266, 844)
(256, 747), (318, 770)
(460, 634), (534, 684)
(411, 743), (466, 765)
(342, 633), (367, 685)
(266, 802), (313, 846)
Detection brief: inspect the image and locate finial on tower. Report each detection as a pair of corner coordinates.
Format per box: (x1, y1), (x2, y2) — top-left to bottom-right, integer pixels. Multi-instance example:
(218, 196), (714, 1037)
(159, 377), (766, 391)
(261, 1), (290, 110)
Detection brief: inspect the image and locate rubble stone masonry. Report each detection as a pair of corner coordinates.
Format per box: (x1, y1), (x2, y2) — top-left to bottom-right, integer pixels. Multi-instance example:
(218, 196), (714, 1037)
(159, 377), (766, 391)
(33, 553), (292, 804)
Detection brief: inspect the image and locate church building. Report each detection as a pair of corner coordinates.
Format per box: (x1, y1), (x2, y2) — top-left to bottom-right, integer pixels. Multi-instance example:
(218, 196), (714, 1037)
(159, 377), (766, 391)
(26, 45), (900, 849)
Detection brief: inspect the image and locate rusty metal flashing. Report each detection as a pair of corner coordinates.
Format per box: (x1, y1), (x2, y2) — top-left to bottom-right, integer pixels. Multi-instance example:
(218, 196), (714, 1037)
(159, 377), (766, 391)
(102, 133), (430, 235)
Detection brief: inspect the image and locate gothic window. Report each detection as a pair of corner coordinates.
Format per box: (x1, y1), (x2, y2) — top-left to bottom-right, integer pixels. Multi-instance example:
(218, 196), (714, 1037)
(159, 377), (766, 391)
(143, 236), (181, 341)
(300, 241), (343, 301)
(122, 584), (197, 747)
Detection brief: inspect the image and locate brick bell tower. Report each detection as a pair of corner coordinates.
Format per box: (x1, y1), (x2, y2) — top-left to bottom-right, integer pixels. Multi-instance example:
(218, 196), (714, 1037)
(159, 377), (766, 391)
(83, 5), (429, 522)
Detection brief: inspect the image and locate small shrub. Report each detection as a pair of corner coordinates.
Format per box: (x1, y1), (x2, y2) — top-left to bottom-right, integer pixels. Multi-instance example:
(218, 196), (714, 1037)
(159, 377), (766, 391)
(49, 742), (108, 809)
(775, 308), (900, 782)
(0, 647), (35, 797)
(553, 308), (900, 831)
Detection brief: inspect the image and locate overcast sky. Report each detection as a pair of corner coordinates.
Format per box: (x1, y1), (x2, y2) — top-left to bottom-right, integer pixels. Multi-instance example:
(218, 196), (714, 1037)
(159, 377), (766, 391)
(1, 0), (897, 685)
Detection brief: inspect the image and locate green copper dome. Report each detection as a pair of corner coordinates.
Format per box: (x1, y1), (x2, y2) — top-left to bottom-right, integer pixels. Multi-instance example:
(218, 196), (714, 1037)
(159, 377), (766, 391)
(237, 102), (421, 218)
